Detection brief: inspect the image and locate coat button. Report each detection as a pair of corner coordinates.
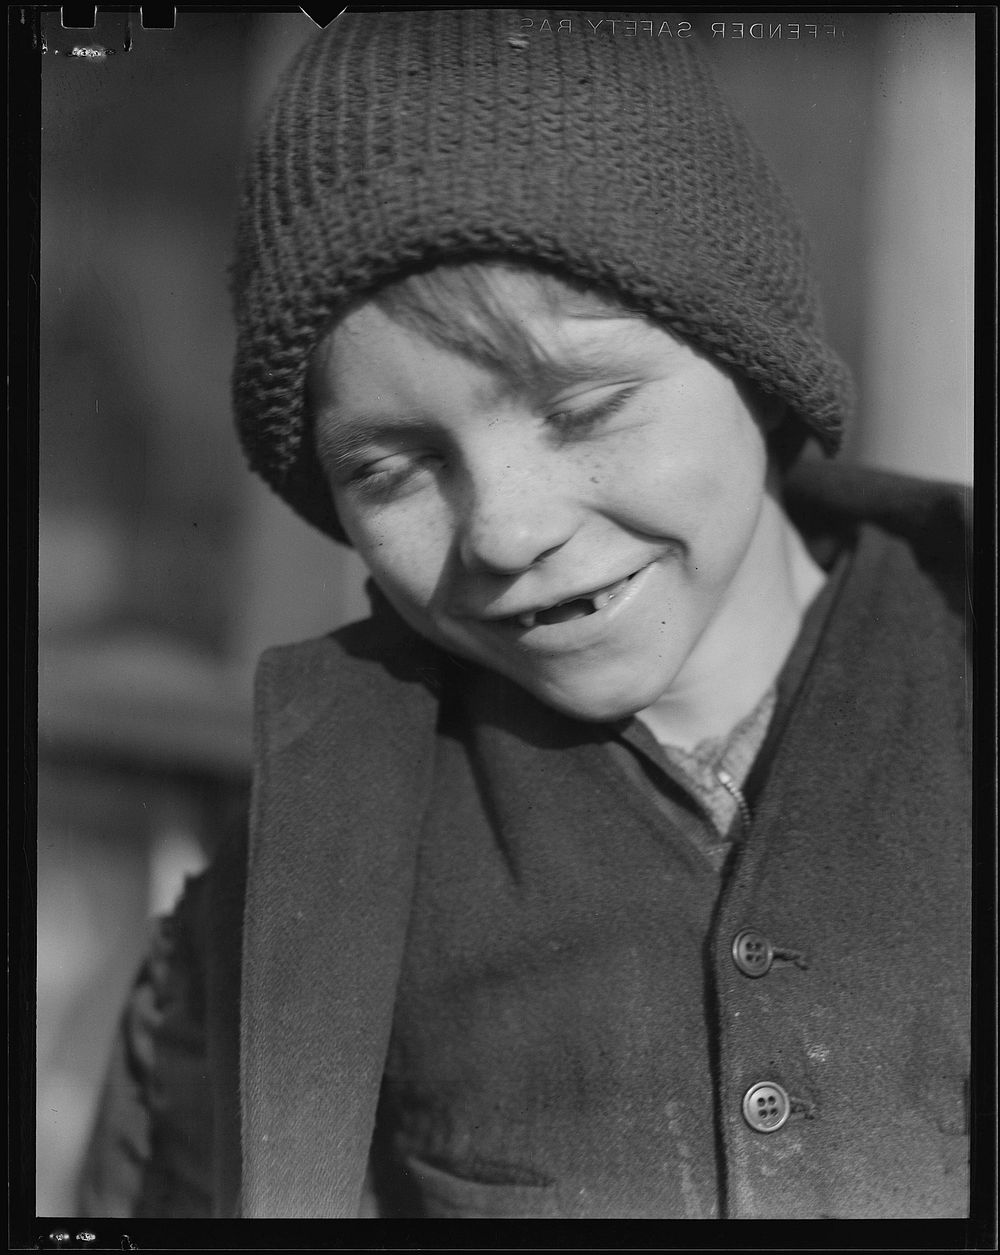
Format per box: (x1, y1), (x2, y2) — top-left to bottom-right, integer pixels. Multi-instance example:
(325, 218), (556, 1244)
(732, 928), (774, 976)
(742, 1081), (791, 1132)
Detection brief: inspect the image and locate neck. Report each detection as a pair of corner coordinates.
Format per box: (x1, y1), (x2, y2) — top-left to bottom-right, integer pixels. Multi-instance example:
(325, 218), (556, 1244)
(636, 489), (825, 752)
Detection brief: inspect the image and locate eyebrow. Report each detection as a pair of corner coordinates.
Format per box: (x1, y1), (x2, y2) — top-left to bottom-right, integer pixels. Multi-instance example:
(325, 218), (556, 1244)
(518, 347), (646, 392)
(490, 328), (665, 405)
(313, 412), (435, 471)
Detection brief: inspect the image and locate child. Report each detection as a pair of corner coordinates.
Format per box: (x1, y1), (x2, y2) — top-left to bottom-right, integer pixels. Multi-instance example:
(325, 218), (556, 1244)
(79, 10), (970, 1220)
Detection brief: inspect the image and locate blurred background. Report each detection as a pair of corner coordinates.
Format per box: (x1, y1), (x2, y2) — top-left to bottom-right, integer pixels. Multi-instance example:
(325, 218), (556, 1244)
(36, 8), (975, 1214)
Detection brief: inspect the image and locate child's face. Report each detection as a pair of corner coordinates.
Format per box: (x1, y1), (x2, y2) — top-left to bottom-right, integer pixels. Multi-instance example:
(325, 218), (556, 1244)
(311, 282), (776, 723)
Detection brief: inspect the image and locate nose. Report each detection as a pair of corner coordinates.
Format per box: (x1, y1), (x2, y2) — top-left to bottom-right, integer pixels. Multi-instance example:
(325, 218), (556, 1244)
(456, 453), (578, 574)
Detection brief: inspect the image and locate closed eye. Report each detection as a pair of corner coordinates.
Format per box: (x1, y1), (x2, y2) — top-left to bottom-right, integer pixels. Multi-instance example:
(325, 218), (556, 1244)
(546, 385), (641, 440)
(337, 449), (446, 502)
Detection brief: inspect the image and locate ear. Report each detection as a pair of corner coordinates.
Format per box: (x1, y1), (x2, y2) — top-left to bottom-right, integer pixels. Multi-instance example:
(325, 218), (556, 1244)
(728, 370), (787, 436)
(756, 392), (788, 434)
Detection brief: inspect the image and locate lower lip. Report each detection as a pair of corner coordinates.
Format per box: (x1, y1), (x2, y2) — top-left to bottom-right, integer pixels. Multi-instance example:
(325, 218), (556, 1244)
(490, 562), (656, 651)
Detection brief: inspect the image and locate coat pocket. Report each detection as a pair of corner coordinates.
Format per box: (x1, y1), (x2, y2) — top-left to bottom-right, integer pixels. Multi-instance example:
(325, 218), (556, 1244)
(402, 1153), (562, 1218)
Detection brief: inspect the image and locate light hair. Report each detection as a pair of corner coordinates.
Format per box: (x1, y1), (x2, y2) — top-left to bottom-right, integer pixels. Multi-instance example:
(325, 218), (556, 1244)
(370, 260), (644, 392)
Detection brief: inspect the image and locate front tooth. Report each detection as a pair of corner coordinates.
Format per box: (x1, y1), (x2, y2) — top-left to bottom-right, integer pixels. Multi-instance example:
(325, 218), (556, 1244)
(517, 611), (537, 629)
(592, 578), (627, 610)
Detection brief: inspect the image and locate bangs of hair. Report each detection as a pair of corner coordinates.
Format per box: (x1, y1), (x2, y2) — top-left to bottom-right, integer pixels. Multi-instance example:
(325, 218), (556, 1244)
(369, 261), (643, 393)
(314, 259), (803, 469)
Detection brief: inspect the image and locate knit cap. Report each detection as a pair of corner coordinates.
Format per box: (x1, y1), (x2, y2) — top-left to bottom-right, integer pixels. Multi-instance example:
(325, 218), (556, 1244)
(231, 9), (854, 542)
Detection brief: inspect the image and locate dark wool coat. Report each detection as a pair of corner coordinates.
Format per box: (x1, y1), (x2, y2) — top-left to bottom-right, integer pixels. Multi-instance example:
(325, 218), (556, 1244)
(78, 463), (972, 1220)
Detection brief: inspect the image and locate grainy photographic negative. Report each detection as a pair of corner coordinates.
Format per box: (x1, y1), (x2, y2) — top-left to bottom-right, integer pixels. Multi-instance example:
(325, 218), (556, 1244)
(30, 6), (979, 1236)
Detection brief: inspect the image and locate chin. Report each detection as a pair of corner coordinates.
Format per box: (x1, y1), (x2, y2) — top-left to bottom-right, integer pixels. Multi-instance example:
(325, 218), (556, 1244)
(526, 671), (669, 726)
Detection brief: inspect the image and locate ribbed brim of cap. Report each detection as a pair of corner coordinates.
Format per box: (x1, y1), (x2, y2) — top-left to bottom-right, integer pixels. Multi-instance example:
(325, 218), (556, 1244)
(232, 9), (854, 542)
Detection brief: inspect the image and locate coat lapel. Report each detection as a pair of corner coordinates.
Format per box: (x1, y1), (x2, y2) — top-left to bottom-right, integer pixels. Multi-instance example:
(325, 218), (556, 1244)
(239, 624), (441, 1217)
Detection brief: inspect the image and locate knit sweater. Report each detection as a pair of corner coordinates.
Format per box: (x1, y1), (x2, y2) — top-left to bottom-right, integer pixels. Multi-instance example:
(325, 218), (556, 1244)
(78, 462), (971, 1219)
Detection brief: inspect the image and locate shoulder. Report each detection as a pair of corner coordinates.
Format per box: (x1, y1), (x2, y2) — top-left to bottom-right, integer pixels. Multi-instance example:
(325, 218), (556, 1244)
(783, 458), (970, 554)
(258, 596), (450, 697)
(783, 459), (971, 617)
(253, 598), (452, 757)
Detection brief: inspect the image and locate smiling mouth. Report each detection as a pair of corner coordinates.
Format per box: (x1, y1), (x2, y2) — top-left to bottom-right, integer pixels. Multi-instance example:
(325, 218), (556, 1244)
(505, 571), (641, 629)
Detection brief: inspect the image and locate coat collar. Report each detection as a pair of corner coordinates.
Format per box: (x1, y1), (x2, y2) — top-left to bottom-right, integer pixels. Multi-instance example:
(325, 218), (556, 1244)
(240, 624), (442, 1217)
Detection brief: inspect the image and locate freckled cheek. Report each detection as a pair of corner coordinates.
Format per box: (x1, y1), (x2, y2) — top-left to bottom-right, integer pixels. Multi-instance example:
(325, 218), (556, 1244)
(599, 456), (729, 526)
(614, 460), (765, 580)
(345, 500), (454, 611)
